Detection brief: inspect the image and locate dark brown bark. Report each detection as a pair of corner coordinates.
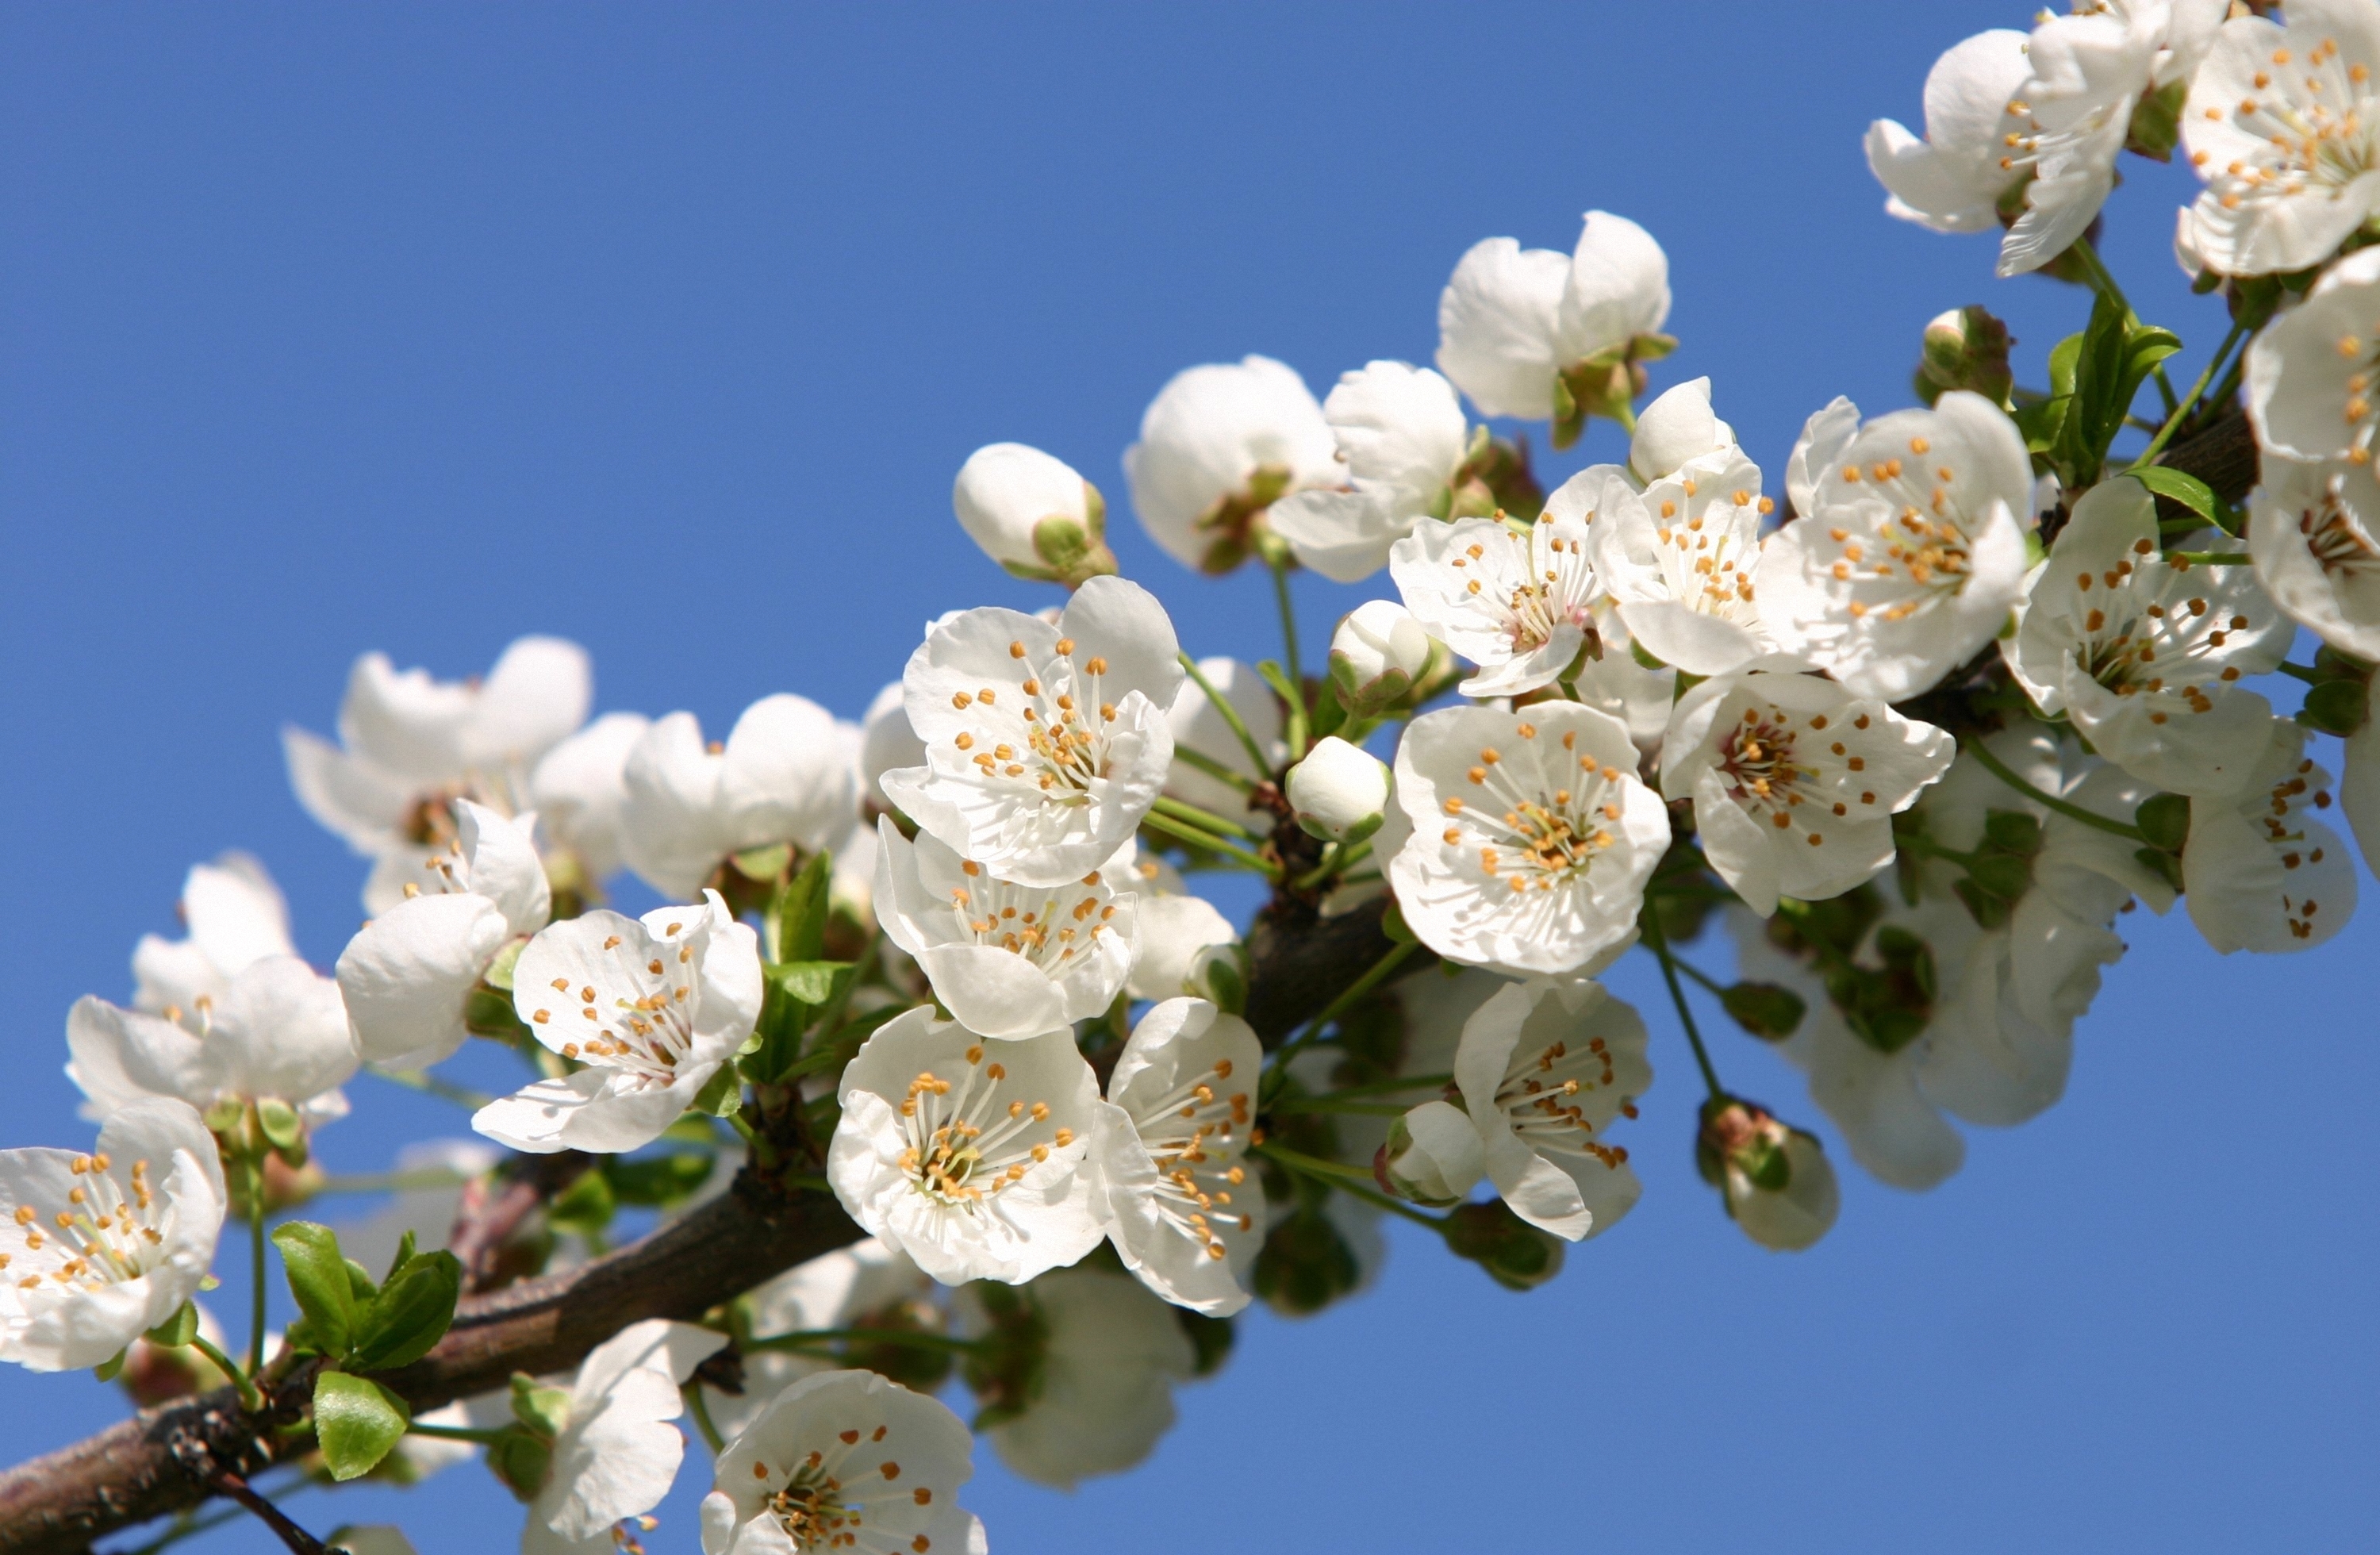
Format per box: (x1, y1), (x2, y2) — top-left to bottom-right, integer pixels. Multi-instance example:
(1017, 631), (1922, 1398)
(2152, 402), (2259, 506)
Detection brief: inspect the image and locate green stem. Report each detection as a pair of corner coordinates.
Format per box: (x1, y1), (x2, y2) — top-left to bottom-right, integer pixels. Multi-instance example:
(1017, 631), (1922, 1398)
(1261, 940), (1420, 1099)
(244, 1169), (267, 1378)
(1268, 554), (1304, 694)
(2168, 551), (2251, 566)
(1558, 676), (1583, 702)
(1139, 811), (1283, 877)
(1170, 744), (1258, 793)
(1963, 734), (2148, 841)
(1253, 1143), (1445, 1229)
(2275, 660), (2324, 684)
(1176, 651), (1277, 780)
(405, 1422), (513, 1445)
(1640, 911), (1725, 1100)
(188, 1334), (260, 1415)
(1289, 837), (1373, 893)
(2130, 316), (2250, 470)
(746, 1327), (983, 1356)
(1669, 958), (1729, 997)
(1150, 793), (1261, 840)
(2071, 236), (2178, 413)
(685, 1381), (726, 1456)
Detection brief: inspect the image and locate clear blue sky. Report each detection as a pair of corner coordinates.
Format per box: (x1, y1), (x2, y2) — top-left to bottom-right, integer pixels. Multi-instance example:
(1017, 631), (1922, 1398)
(3, 4), (2372, 1551)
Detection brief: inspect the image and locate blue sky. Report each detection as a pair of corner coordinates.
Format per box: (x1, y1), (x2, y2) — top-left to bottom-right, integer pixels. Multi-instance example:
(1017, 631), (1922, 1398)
(2, 3), (2373, 1551)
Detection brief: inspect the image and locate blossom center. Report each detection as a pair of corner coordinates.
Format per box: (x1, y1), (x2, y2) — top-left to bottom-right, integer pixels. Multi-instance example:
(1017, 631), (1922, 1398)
(1445, 520), (1595, 656)
(2068, 548), (2249, 712)
(1650, 490), (1765, 620)
(945, 860), (1115, 973)
(1124, 1057), (1253, 1261)
(949, 638), (1123, 805)
(2300, 484), (2380, 578)
(2209, 38), (2380, 206)
(1449, 726), (1626, 894)
(528, 930), (701, 1085)
(897, 1046), (1073, 1211)
(755, 1424), (940, 1553)
(7, 1154), (169, 1296)
(1494, 1037), (1633, 1169)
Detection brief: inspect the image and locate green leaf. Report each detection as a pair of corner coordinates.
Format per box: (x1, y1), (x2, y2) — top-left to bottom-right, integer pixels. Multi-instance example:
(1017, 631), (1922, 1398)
(272, 1221), (358, 1359)
(689, 1065), (743, 1119)
(315, 1372), (411, 1481)
(545, 1169), (616, 1241)
(346, 1250), (462, 1373)
(93, 1348), (129, 1383)
(344, 1258), (379, 1307)
(746, 959), (855, 1085)
(2129, 465), (2222, 527)
(771, 960), (851, 1007)
(605, 1150), (717, 1208)
(385, 1230), (418, 1285)
(1719, 981), (1806, 1042)
(771, 850), (834, 966)
(2047, 331), (2083, 401)
(144, 1301), (199, 1349)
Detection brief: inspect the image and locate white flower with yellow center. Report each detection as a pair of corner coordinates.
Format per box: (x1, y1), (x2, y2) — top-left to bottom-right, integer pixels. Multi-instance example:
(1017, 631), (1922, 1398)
(2005, 477), (2290, 797)
(827, 1009), (1104, 1286)
(620, 694), (860, 901)
(882, 576), (1184, 889)
(2179, 0), (2380, 278)
(700, 1369), (985, 1555)
(1866, 29), (2033, 236)
(2247, 246), (2380, 465)
(1389, 511), (1603, 698)
(1756, 391), (2035, 701)
(1388, 702), (1671, 976)
(1123, 355), (1340, 574)
(474, 890), (762, 1155)
(520, 1319), (727, 1555)
(1661, 669), (1954, 916)
(0, 1099), (226, 1372)
(2184, 719), (2359, 953)
(1088, 997), (1264, 1316)
(67, 958), (355, 1131)
(2249, 453), (2380, 660)
(1452, 981), (1650, 1242)
(870, 816), (1135, 1041)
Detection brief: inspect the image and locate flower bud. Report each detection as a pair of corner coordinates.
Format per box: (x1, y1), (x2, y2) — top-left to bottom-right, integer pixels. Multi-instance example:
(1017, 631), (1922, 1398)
(1439, 1200), (1566, 1290)
(1376, 1100), (1484, 1207)
(952, 442), (1119, 588)
(1185, 939), (1249, 1016)
(1696, 1098), (1839, 1252)
(1914, 306), (2013, 408)
(1285, 736), (1390, 843)
(1329, 601), (1436, 716)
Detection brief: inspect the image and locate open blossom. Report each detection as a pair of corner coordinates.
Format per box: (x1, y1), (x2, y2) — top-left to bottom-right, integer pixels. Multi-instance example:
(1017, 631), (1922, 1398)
(1866, 29), (2033, 236)
(620, 694), (859, 901)
(1434, 212), (1671, 437)
(1389, 702), (1670, 976)
(528, 712), (651, 884)
(701, 1239), (934, 1442)
(1123, 355), (1339, 574)
(883, 577), (1184, 888)
(0, 1099), (226, 1372)
(700, 1369), (985, 1555)
(1269, 360), (1472, 583)
(2004, 476), (2289, 797)
(1390, 510), (1603, 698)
(475, 891), (762, 1154)
(827, 1009), (1104, 1285)
(2179, 0), (2380, 278)
(1757, 392), (2035, 701)
(2246, 247), (2380, 464)
(68, 958), (355, 1131)
(1452, 981), (1650, 1242)
(283, 636), (590, 898)
(2184, 719), (2358, 954)
(520, 1319), (727, 1555)
(1661, 669), (1953, 916)
(871, 816), (1136, 1040)
(2249, 454), (2380, 660)
(338, 801), (552, 1069)
(129, 854), (296, 1017)
(1089, 997), (1264, 1316)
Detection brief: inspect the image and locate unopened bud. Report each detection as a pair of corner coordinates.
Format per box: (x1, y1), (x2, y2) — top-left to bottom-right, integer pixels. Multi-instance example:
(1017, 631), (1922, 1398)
(952, 442), (1119, 588)
(1697, 1099), (1839, 1252)
(1186, 940), (1249, 1016)
(1439, 1200), (1566, 1290)
(1915, 306), (2013, 408)
(1285, 736), (1390, 843)
(1330, 601), (1436, 716)
(1376, 1100), (1484, 1208)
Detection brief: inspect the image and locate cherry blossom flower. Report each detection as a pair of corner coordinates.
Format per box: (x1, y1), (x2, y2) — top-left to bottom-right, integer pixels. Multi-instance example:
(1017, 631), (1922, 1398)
(1123, 891), (1238, 1004)
(1389, 510), (1604, 698)
(870, 816), (1135, 1040)
(1268, 360), (1471, 583)
(67, 955), (354, 1131)
(701, 1239), (934, 1443)
(128, 853), (296, 1018)
(2249, 454), (2380, 660)
(1451, 981), (1650, 1241)
(528, 712), (652, 885)
(2245, 247), (2380, 464)
(882, 577), (1184, 888)
(1756, 392), (2034, 701)
(951, 441), (1117, 587)
(2183, 719), (2358, 953)
(518, 1319), (726, 1555)
(2179, 0), (2380, 278)
(2004, 475), (2289, 796)
(700, 1369), (985, 1555)
(1088, 997), (1263, 1315)
(1699, 1100), (1840, 1253)
(1660, 668), (1954, 916)
(475, 890), (762, 1154)
(1123, 355), (1339, 574)
(1327, 599), (1438, 715)
(1165, 656), (1282, 831)
(0, 1099), (226, 1372)
(620, 695), (859, 901)
(1388, 702), (1669, 976)
(1866, 30), (2033, 236)
(827, 1009), (1104, 1285)
(858, 682), (927, 818)
(337, 801), (551, 1070)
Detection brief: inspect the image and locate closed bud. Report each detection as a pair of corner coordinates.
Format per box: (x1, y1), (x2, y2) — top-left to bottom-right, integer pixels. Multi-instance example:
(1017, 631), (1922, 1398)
(1376, 1100), (1484, 1208)
(1439, 1200), (1566, 1290)
(1285, 735), (1391, 843)
(2299, 677), (2369, 738)
(952, 442), (1119, 588)
(1697, 1098), (1839, 1252)
(1330, 600), (1436, 716)
(1186, 940), (1249, 1016)
(1915, 306), (2013, 408)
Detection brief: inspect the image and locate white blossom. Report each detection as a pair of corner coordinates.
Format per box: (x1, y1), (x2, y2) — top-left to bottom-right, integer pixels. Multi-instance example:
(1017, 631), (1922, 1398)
(1166, 656), (1284, 831)
(523, 1319), (727, 1555)
(1866, 29), (2033, 236)
(883, 577), (1184, 887)
(337, 801), (552, 1070)
(870, 816), (1135, 1040)
(700, 1369), (985, 1555)
(1284, 736), (1389, 843)
(1756, 392), (2035, 701)
(1327, 599), (1438, 714)
(1269, 360), (1470, 583)
(1660, 668), (1954, 916)
(1123, 355), (1339, 574)
(1089, 997), (1264, 1315)
(952, 441), (1115, 586)
(1452, 981), (1649, 1241)
(2003, 476), (2289, 796)
(0, 1099), (226, 1372)
(1434, 212), (1670, 425)
(858, 682), (927, 816)
(620, 695), (859, 901)
(701, 1238), (932, 1443)
(1123, 892), (1239, 1003)
(2184, 719), (2358, 953)
(528, 712), (652, 884)
(2245, 246), (2380, 464)
(128, 853), (295, 1018)
(1389, 510), (1603, 698)
(827, 1009), (1104, 1285)
(475, 891), (762, 1154)
(2248, 453), (2380, 660)
(2178, 0), (2380, 278)
(1704, 1104), (1840, 1253)
(1389, 702), (1670, 976)
(67, 956), (354, 1131)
